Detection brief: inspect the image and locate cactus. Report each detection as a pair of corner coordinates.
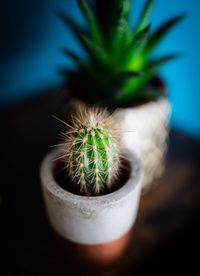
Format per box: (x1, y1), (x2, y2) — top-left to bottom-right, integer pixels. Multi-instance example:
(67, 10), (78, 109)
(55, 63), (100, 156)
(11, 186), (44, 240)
(62, 106), (120, 195)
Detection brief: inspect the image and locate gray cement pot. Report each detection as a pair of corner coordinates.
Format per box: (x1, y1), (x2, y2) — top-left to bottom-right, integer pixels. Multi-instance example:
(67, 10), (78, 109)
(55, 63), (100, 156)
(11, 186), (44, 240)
(40, 147), (143, 265)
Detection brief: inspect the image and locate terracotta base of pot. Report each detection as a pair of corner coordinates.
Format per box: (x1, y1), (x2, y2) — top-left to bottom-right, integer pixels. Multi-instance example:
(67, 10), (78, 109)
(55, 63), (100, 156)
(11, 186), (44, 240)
(52, 227), (133, 268)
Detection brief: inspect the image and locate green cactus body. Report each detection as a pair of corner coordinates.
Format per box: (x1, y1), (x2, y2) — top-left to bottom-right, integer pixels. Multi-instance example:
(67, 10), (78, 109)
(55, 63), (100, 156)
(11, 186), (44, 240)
(70, 126), (117, 195)
(61, 106), (120, 195)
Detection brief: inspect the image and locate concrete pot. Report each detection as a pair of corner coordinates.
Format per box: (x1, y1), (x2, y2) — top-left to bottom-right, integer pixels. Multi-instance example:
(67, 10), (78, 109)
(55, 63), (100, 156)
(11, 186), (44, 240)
(40, 147), (143, 266)
(113, 97), (171, 191)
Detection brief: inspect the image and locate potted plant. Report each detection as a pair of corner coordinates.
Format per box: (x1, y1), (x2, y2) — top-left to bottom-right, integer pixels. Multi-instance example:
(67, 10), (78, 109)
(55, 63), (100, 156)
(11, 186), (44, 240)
(59, 0), (184, 190)
(40, 105), (143, 266)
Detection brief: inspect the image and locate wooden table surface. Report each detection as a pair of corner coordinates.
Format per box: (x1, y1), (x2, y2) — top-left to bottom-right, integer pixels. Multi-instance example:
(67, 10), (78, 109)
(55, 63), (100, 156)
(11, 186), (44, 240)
(0, 91), (200, 275)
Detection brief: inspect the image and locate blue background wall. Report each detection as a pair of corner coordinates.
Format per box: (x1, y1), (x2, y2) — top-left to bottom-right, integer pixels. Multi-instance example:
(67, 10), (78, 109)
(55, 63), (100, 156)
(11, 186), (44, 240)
(1, 0), (199, 138)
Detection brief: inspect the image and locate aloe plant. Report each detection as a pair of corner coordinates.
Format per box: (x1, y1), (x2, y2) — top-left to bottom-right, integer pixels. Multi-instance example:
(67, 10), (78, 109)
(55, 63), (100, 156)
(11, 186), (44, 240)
(59, 0), (184, 106)
(62, 106), (120, 195)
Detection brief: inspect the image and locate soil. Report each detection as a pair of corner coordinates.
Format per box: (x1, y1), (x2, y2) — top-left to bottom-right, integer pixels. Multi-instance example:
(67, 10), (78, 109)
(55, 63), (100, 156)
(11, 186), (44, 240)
(66, 75), (166, 110)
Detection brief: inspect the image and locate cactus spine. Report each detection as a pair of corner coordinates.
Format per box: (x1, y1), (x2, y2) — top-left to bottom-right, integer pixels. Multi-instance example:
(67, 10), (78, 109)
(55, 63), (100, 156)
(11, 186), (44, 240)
(62, 106), (120, 195)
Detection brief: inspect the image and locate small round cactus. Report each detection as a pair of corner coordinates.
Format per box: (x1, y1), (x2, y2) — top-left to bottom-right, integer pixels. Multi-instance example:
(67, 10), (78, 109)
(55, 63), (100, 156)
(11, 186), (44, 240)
(61, 105), (120, 195)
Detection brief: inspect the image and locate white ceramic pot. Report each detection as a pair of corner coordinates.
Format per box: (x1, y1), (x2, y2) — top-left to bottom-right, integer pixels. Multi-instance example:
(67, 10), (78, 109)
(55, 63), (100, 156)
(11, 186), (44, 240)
(40, 147), (143, 265)
(114, 97), (171, 191)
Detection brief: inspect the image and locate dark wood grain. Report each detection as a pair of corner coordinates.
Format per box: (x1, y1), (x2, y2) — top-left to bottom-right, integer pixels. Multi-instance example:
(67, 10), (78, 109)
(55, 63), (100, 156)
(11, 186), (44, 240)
(0, 92), (200, 275)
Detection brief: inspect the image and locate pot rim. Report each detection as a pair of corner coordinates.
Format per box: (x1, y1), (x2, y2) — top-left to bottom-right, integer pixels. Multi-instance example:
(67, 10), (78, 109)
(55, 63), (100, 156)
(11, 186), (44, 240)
(40, 147), (143, 207)
(114, 96), (169, 114)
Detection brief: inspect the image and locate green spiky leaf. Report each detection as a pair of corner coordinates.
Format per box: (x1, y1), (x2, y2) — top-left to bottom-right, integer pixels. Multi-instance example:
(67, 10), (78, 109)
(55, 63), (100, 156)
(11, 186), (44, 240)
(120, 70), (143, 78)
(62, 48), (85, 65)
(113, 70), (143, 90)
(145, 54), (179, 72)
(105, 1), (130, 58)
(118, 0), (130, 20)
(58, 12), (87, 47)
(118, 54), (178, 103)
(123, 24), (151, 70)
(131, 24), (151, 53)
(144, 14), (185, 55)
(81, 35), (110, 65)
(61, 48), (95, 76)
(114, 20), (129, 56)
(94, 0), (130, 38)
(78, 0), (102, 45)
(107, 0), (130, 28)
(135, 0), (154, 32)
(116, 70), (153, 102)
